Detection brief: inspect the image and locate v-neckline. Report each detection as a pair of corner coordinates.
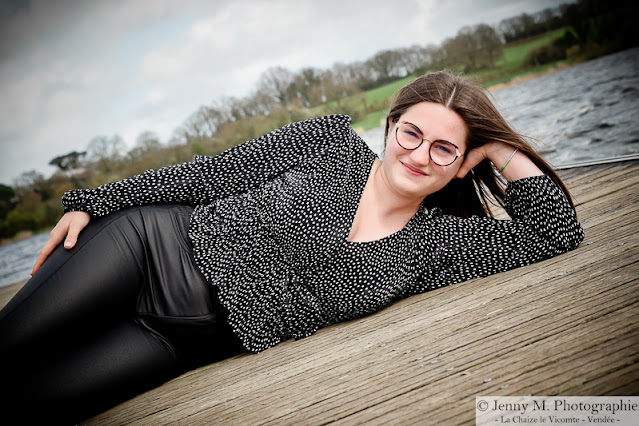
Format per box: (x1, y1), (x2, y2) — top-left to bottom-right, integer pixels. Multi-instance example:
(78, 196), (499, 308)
(345, 157), (425, 245)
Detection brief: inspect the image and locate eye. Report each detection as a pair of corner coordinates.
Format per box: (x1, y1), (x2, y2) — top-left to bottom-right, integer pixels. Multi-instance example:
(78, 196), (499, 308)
(433, 141), (455, 154)
(402, 129), (420, 139)
(399, 123), (423, 141)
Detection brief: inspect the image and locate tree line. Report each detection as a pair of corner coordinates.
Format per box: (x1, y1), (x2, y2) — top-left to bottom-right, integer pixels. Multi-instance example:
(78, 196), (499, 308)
(1, 0), (636, 241)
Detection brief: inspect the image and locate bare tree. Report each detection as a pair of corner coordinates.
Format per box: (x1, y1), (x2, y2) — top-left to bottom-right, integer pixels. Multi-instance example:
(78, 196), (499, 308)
(365, 49), (408, 82)
(13, 170), (54, 200)
(178, 106), (227, 141)
(332, 61), (375, 90)
(321, 69), (361, 103)
(135, 131), (162, 152)
(87, 135), (126, 174)
(239, 90), (276, 118)
(257, 66), (295, 106)
(288, 67), (322, 107)
(474, 24), (504, 67)
(442, 24), (502, 72)
(498, 13), (541, 42)
(398, 45), (431, 74)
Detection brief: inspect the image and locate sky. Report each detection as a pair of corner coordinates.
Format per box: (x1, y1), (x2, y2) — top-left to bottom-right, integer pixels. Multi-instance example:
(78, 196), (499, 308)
(0, 0), (571, 185)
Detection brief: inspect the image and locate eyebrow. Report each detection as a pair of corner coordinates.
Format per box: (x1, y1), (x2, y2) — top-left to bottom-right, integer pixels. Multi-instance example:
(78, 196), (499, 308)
(402, 121), (457, 146)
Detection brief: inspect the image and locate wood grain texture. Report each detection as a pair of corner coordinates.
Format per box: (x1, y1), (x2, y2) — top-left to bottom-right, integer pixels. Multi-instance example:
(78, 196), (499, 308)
(2, 160), (637, 425)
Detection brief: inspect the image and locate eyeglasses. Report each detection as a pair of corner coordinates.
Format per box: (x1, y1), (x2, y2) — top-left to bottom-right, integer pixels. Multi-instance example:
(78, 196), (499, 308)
(394, 121), (463, 166)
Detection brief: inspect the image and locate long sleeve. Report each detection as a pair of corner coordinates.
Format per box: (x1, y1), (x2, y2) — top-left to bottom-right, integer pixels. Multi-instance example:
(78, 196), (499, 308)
(62, 115), (354, 216)
(416, 175), (584, 290)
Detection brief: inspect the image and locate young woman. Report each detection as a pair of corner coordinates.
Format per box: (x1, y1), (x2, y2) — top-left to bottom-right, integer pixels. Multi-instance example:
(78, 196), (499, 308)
(0, 71), (584, 424)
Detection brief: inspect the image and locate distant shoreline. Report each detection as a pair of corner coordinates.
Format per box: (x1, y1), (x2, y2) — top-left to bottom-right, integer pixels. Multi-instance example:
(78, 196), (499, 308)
(484, 62), (573, 93)
(0, 58), (614, 294)
(0, 63), (579, 294)
(0, 229), (48, 247)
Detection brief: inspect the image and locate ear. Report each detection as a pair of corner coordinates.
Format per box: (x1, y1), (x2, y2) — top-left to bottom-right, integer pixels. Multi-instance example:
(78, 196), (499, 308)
(387, 116), (397, 132)
(385, 117), (395, 145)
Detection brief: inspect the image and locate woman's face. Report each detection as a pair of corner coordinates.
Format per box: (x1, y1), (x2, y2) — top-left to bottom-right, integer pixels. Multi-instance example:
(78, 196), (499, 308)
(381, 101), (468, 201)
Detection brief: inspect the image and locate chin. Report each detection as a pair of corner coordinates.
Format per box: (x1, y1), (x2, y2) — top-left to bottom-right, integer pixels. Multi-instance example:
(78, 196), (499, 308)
(405, 176), (451, 196)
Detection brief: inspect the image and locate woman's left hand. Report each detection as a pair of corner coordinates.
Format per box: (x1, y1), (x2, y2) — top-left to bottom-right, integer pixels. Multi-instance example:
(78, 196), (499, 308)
(456, 142), (512, 179)
(31, 211), (91, 275)
(456, 142), (543, 181)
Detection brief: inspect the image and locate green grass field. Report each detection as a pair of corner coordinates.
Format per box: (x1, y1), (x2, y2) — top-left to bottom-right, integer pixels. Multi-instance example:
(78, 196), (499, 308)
(351, 109), (387, 131)
(495, 28), (567, 69)
(364, 75), (416, 105)
(350, 28), (571, 131)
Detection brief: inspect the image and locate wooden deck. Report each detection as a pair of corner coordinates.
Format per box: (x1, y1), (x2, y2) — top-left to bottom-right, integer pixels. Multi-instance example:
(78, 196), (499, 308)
(1, 160), (638, 425)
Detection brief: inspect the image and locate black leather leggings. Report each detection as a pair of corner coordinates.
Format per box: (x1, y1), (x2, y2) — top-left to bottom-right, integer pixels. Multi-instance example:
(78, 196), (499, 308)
(0, 204), (245, 425)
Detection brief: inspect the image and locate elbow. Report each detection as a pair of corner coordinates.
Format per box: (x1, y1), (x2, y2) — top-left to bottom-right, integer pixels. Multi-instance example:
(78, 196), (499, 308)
(569, 222), (585, 250)
(553, 220), (585, 254)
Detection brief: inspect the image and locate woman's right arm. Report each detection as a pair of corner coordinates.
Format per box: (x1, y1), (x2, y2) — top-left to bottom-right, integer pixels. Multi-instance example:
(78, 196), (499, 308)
(61, 114), (354, 217)
(34, 115), (355, 272)
(32, 159), (214, 274)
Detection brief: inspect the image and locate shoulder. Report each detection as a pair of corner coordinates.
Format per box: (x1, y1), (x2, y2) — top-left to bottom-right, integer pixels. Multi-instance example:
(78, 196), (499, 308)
(269, 114), (355, 144)
(193, 114), (359, 164)
(257, 114), (353, 138)
(289, 114), (352, 129)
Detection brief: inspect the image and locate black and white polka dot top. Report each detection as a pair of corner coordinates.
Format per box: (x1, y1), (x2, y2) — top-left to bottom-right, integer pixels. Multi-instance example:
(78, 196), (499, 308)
(62, 115), (584, 352)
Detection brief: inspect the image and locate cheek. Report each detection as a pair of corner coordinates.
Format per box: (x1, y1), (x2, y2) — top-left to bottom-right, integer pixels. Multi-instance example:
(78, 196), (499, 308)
(431, 165), (460, 189)
(384, 136), (403, 160)
(447, 162), (463, 177)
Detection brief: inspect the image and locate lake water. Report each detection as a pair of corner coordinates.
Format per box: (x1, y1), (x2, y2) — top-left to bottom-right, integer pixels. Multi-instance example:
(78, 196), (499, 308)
(361, 47), (639, 166)
(0, 232), (49, 287)
(1, 47), (638, 288)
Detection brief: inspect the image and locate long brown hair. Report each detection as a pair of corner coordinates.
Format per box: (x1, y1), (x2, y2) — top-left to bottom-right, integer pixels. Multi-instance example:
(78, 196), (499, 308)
(385, 71), (575, 218)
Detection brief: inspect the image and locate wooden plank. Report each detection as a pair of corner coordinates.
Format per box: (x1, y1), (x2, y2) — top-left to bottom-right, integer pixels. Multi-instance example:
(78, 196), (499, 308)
(2, 160), (638, 425)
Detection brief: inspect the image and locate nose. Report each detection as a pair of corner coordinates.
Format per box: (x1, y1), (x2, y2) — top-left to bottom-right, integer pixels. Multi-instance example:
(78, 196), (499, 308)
(409, 141), (431, 166)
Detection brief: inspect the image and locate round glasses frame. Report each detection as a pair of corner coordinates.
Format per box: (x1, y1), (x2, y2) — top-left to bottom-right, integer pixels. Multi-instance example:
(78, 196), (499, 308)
(394, 121), (464, 166)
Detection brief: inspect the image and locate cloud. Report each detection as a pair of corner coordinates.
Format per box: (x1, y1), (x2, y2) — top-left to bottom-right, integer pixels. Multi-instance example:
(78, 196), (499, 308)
(0, 0), (574, 184)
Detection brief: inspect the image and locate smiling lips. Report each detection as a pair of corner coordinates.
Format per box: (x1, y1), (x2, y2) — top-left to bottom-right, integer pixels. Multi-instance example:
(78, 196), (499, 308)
(401, 161), (427, 176)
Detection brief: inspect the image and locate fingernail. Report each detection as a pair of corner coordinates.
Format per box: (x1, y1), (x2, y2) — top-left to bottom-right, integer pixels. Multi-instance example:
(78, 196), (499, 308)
(64, 241), (72, 248)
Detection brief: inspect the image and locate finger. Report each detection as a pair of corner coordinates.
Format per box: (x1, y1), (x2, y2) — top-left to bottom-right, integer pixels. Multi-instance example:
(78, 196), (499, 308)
(64, 224), (83, 249)
(456, 150), (484, 179)
(31, 252), (47, 275)
(31, 240), (57, 275)
(64, 212), (90, 248)
(31, 224), (67, 274)
(456, 162), (471, 179)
